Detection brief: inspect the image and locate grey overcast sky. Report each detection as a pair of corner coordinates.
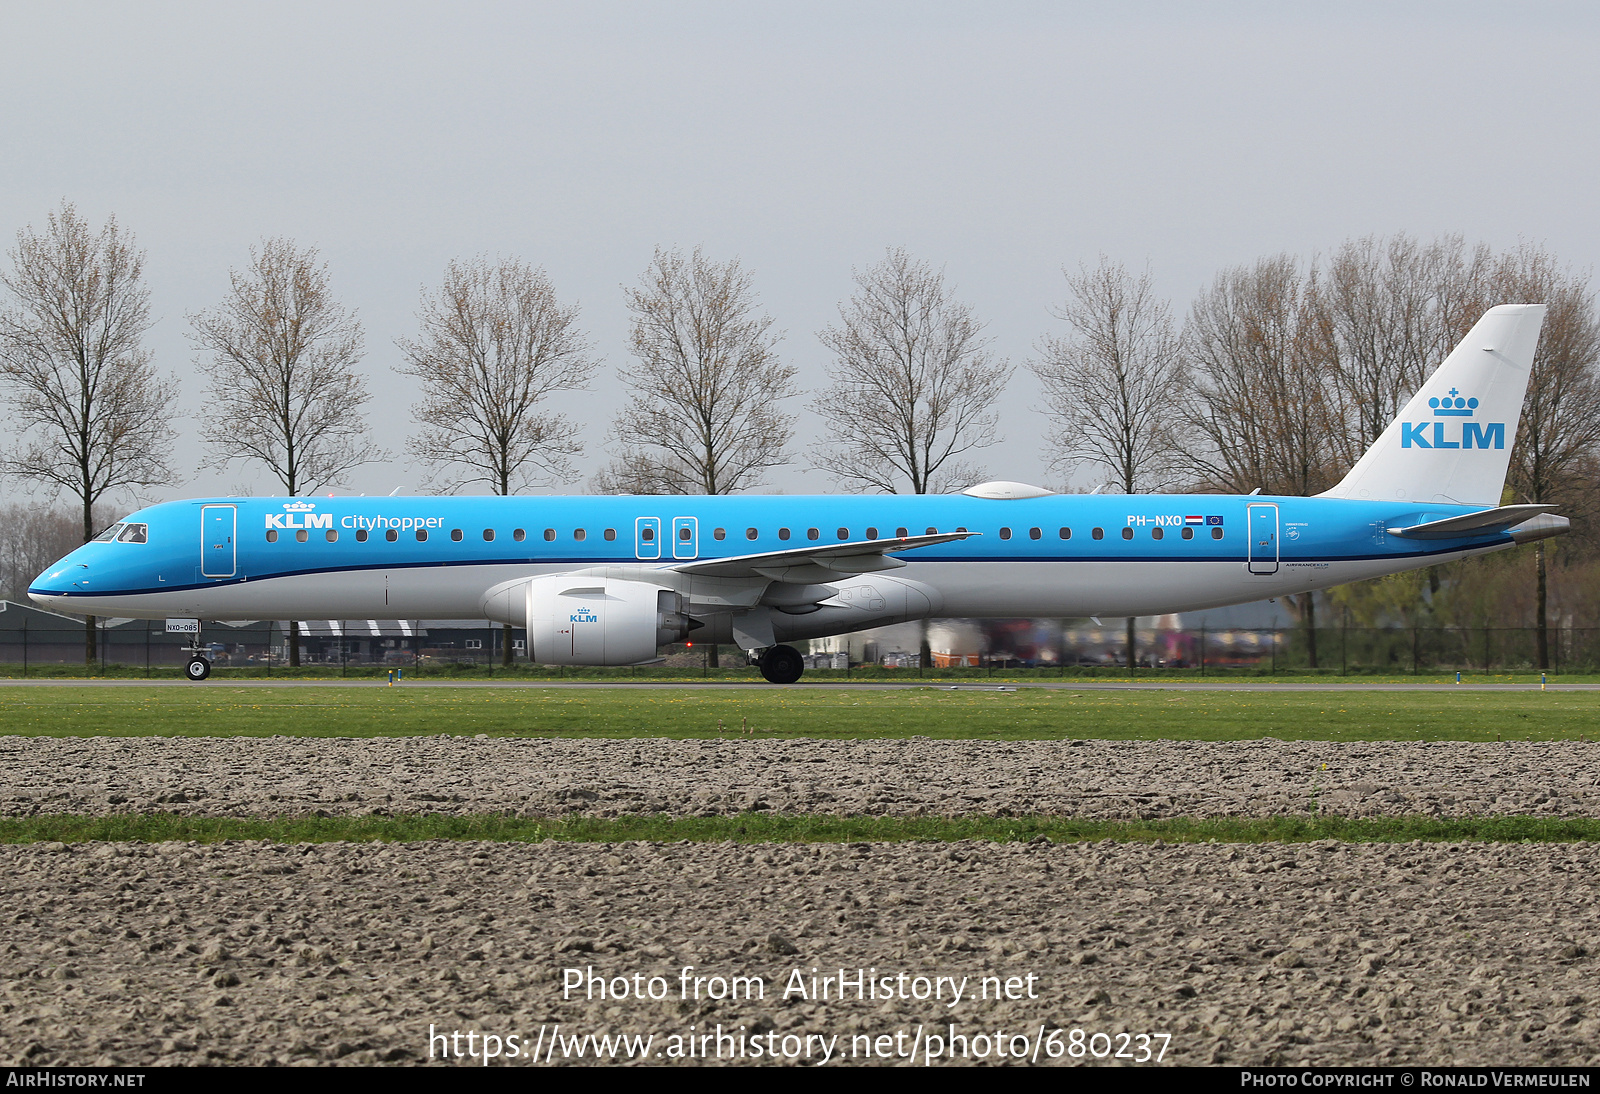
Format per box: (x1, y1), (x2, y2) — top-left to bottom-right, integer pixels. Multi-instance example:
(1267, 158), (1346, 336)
(2, 1), (1597, 507)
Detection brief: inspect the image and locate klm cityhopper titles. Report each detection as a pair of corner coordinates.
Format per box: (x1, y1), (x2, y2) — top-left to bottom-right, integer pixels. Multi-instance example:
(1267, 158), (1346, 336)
(30, 305), (1568, 683)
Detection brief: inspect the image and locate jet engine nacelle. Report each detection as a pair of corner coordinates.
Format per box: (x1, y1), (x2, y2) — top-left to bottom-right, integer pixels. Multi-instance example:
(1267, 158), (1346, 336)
(521, 576), (691, 665)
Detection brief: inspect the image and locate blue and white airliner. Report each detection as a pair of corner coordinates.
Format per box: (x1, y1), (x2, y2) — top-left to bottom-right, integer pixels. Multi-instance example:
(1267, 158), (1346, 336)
(30, 305), (1567, 683)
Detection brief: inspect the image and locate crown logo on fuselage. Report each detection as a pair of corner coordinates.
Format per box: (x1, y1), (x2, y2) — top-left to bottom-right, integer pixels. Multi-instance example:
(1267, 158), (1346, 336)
(1430, 389), (1478, 417)
(282, 501), (317, 511)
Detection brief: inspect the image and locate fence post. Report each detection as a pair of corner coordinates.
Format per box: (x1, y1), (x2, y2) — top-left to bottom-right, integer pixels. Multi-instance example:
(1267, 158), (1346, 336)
(267, 621), (273, 677)
(145, 620), (151, 678)
(341, 624), (347, 678)
(1200, 626), (1206, 677)
(1484, 627), (1491, 676)
(1412, 626), (1419, 676)
(21, 619), (27, 678)
(1271, 629), (1277, 674)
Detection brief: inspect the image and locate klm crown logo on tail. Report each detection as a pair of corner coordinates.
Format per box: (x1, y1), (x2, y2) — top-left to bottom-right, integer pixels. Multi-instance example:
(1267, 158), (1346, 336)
(1399, 388), (1505, 451)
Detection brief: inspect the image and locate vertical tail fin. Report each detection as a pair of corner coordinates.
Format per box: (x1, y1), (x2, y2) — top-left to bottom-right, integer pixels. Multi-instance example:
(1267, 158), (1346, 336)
(1319, 304), (1546, 506)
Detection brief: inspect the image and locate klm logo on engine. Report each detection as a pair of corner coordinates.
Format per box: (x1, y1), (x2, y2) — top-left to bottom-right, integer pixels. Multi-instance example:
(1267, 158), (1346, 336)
(264, 501), (332, 530)
(1400, 389), (1504, 450)
(570, 606), (599, 624)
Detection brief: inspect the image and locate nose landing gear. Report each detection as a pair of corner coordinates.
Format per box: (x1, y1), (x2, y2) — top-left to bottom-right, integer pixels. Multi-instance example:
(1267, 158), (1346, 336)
(180, 623), (211, 681)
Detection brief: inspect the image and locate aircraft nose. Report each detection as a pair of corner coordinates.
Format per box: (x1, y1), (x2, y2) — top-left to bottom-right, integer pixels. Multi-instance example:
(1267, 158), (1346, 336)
(28, 560), (86, 604)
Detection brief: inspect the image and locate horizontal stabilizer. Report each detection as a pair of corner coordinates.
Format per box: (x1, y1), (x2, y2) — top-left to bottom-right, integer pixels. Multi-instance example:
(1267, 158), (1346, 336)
(1386, 504), (1559, 540)
(672, 531), (978, 580)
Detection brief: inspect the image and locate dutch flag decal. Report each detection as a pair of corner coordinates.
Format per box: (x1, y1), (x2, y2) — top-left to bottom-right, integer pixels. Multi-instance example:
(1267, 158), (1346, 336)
(1184, 515), (1205, 526)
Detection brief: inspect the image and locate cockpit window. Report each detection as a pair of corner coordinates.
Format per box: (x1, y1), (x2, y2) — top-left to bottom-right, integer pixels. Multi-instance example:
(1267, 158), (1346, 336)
(93, 523), (125, 543)
(116, 523), (148, 543)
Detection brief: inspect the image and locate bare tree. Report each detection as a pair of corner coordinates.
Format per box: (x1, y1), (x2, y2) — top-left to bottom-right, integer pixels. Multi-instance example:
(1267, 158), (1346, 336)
(1495, 244), (1600, 669)
(1034, 257), (1186, 493)
(1184, 255), (1332, 497)
(0, 203), (177, 662)
(189, 238), (382, 666)
(1033, 257), (1185, 668)
(605, 247), (794, 498)
(811, 248), (1009, 495)
(400, 256), (594, 664)
(401, 257), (592, 496)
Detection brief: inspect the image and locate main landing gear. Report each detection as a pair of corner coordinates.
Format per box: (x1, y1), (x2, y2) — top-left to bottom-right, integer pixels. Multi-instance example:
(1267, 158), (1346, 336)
(756, 644), (804, 685)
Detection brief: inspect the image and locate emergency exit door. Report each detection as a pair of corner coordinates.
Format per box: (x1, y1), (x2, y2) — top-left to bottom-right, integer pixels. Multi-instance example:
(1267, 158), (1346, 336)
(1247, 503), (1279, 575)
(634, 516), (661, 560)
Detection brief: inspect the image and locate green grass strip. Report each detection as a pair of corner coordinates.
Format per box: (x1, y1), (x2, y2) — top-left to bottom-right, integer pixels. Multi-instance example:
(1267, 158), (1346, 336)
(6, 685), (1600, 740)
(5, 813), (1600, 845)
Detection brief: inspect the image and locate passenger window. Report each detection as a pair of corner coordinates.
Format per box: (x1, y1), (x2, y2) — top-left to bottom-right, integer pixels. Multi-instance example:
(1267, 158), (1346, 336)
(1059, 527), (1071, 540)
(483, 529), (494, 541)
(837, 528), (849, 540)
(1121, 527), (1134, 540)
(1151, 527), (1164, 540)
(807, 528), (819, 540)
(896, 527), (909, 538)
(680, 526), (692, 541)
(1029, 527), (1041, 540)
(746, 528), (758, 540)
(1181, 527), (1193, 540)
(416, 529), (428, 542)
(925, 527), (937, 535)
(999, 527), (1012, 540)
(1092, 528), (1104, 540)
(714, 528), (726, 540)
(266, 529), (279, 543)
(356, 528), (369, 542)
(1212, 527), (1224, 540)
(604, 528), (617, 541)
(866, 527), (878, 539)
(574, 528), (586, 541)
(450, 528), (463, 542)
(326, 529), (338, 542)
(514, 528), (526, 542)
(779, 528), (791, 541)
(296, 529), (309, 543)
(386, 529), (398, 542)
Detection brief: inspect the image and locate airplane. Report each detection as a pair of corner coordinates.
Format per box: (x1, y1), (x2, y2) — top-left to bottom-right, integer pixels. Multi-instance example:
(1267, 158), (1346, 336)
(29, 304), (1567, 684)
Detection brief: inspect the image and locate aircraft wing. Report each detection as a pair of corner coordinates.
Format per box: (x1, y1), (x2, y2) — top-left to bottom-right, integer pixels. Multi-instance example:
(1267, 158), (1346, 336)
(1385, 504), (1559, 540)
(671, 531), (979, 582)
